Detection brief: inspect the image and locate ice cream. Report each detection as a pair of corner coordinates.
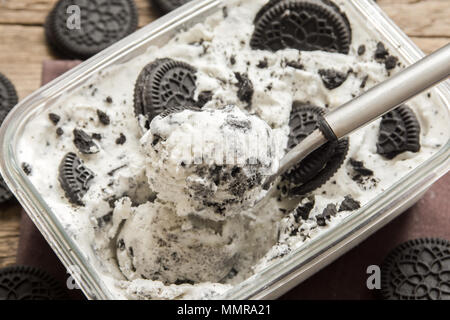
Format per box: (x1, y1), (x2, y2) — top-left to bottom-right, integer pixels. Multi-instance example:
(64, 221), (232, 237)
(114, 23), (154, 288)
(142, 105), (279, 221)
(115, 198), (246, 284)
(15, 0), (448, 300)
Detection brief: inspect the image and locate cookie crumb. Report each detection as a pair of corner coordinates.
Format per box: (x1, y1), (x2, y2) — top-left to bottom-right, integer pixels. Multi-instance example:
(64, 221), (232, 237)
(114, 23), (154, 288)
(22, 162), (32, 176)
(357, 45), (366, 56)
(48, 113), (60, 125)
(116, 133), (126, 145)
(338, 195), (361, 212)
(97, 109), (110, 125)
(385, 56), (398, 70)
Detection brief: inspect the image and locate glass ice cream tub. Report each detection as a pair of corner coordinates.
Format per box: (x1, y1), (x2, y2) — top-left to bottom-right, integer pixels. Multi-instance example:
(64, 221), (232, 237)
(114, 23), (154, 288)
(0, 0), (449, 299)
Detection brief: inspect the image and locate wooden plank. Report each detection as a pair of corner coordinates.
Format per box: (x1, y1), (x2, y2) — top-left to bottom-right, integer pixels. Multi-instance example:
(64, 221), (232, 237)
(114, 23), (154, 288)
(378, 0), (450, 37)
(0, 0), (159, 27)
(0, 25), (55, 100)
(0, 204), (21, 268)
(410, 37), (450, 54)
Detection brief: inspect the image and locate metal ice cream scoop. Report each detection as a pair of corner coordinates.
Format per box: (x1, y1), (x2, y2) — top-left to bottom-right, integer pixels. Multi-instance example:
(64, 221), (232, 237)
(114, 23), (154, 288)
(256, 43), (450, 208)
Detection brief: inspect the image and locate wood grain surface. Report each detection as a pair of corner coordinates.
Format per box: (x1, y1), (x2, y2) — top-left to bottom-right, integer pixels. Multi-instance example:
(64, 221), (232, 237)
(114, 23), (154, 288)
(0, 0), (449, 268)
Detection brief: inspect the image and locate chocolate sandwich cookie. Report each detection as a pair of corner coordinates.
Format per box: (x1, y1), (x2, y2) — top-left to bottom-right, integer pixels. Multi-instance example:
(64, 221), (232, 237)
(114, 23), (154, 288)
(0, 72), (18, 203)
(0, 266), (66, 300)
(251, 0), (352, 54)
(59, 152), (95, 206)
(152, 0), (191, 13)
(377, 104), (421, 159)
(282, 102), (349, 196)
(381, 238), (450, 300)
(289, 138), (349, 195)
(134, 58), (197, 128)
(45, 0), (138, 60)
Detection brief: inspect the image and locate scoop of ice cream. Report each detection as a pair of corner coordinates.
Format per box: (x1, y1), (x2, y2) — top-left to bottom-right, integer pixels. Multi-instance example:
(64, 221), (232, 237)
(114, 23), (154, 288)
(141, 105), (279, 221)
(115, 198), (245, 284)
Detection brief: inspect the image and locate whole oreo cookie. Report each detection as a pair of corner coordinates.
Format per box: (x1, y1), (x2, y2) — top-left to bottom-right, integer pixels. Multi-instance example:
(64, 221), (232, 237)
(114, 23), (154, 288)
(377, 104), (421, 159)
(59, 152), (95, 206)
(285, 103), (337, 183)
(45, 0), (138, 59)
(251, 0), (352, 54)
(0, 72), (18, 203)
(0, 266), (66, 300)
(381, 238), (450, 300)
(282, 102), (349, 196)
(134, 58), (197, 127)
(152, 0), (192, 13)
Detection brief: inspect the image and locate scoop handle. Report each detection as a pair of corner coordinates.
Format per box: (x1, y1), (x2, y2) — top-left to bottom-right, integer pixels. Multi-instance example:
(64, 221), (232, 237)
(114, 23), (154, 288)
(323, 43), (450, 140)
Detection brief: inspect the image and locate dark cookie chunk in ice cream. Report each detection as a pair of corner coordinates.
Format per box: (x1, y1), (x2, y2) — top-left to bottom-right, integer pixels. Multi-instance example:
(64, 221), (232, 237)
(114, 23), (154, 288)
(293, 197), (315, 221)
(316, 203), (337, 226)
(0, 265), (66, 300)
(374, 42), (399, 70)
(97, 109), (110, 125)
(377, 104), (421, 159)
(21, 162), (32, 176)
(374, 42), (389, 60)
(338, 195), (360, 212)
(347, 158), (378, 190)
(282, 103), (348, 196)
(234, 72), (254, 106)
(134, 58), (197, 128)
(285, 60), (304, 70)
(318, 69), (349, 90)
(48, 113), (61, 125)
(381, 238), (450, 300)
(45, 0), (138, 60)
(73, 128), (100, 154)
(96, 212), (113, 229)
(348, 158), (373, 177)
(152, 0), (191, 13)
(251, 0), (352, 54)
(322, 203), (337, 218)
(196, 91), (213, 108)
(357, 44), (366, 56)
(58, 152), (95, 206)
(257, 58), (269, 68)
(115, 133), (127, 145)
(384, 55), (398, 70)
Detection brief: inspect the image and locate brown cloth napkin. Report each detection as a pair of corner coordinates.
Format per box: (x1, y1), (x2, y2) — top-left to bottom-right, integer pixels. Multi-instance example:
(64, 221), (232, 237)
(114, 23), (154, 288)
(16, 60), (450, 300)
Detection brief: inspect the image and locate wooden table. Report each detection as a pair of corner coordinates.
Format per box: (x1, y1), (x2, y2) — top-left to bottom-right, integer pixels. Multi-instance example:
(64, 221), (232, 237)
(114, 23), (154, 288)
(0, 0), (449, 268)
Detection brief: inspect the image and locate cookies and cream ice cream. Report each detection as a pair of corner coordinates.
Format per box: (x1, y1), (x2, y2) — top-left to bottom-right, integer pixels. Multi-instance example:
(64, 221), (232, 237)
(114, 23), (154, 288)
(115, 198), (246, 284)
(142, 105), (279, 221)
(15, 0), (448, 300)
